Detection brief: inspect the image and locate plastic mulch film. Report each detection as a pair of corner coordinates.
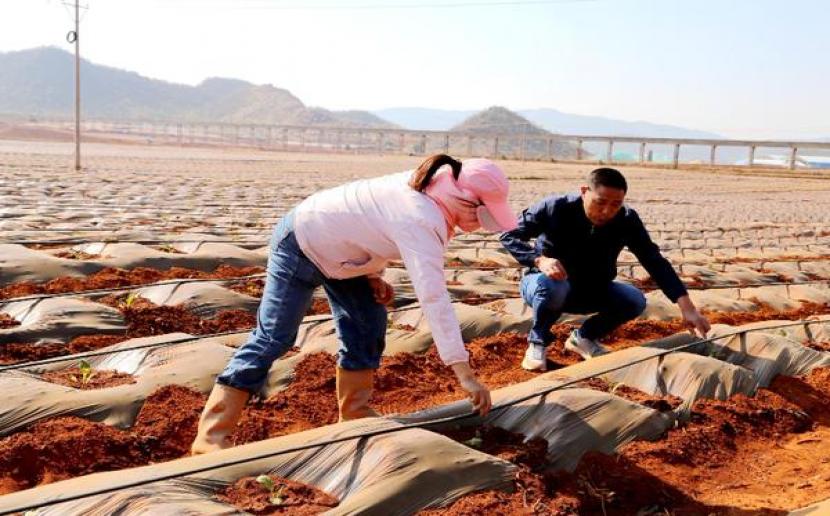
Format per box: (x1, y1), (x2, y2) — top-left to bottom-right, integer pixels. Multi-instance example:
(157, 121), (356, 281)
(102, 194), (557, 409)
(395, 372), (674, 472)
(0, 418), (515, 516)
(295, 301), (532, 360)
(0, 297), (126, 345)
(0, 333), (247, 437)
(0, 301), (535, 435)
(0, 242), (267, 284)
(136, 281), (260, 317)
(703, 321), (830, 387)
(728, 315), (830, 347)
(789, 498), (830, 515)
(560, 335), (759, 411)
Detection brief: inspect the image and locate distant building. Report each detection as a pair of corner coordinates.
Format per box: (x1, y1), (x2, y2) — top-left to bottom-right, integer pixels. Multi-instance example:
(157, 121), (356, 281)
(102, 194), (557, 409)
(734, 154), (830, 169)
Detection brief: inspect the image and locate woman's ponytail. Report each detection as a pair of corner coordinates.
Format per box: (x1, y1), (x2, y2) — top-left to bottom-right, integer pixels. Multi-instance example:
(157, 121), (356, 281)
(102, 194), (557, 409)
(408, 153), (462, 192)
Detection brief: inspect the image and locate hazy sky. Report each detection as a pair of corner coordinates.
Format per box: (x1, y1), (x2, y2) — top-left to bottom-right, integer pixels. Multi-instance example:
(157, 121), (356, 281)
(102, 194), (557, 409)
(1, 0), (828, 139)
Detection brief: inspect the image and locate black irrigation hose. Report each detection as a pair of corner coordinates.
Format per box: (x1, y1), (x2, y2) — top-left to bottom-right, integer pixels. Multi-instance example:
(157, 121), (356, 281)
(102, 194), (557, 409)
(1, 317), (827, 515)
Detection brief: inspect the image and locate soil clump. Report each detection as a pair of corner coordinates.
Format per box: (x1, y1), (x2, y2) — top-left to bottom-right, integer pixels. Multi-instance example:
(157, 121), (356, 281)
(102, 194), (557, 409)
(216, 475), (339, 515)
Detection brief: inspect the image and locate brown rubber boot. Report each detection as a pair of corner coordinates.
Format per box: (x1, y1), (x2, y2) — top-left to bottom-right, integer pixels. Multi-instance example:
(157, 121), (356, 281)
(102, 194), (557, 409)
(190, 383), (250, 455)
(336, 367), (379, 422)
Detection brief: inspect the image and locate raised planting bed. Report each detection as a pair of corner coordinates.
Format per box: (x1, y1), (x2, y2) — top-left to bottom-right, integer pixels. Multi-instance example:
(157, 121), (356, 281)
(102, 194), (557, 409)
(52, 250), (102, 260)
(216, 474), (339, 515)
(0, 313), (20, 330)
(0, 333), (542, 493)
(40, 359), (136, 390)
(0, 297), (256, 364)
(0, 264), (265, 300)
(426, 369), (830, 514)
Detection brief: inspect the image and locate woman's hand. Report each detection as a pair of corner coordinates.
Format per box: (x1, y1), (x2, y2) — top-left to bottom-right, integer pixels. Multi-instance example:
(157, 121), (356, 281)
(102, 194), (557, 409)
(367, 276), (395, 305)
(451, 362), (492, 416)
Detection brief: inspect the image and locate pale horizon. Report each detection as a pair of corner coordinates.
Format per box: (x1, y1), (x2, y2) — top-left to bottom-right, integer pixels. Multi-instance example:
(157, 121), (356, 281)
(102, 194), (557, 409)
(1, 0), (828, 140)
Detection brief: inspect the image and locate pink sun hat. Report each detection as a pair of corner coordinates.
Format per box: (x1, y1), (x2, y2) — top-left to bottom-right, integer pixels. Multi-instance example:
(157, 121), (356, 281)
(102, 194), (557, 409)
(456, 158), (518, 232)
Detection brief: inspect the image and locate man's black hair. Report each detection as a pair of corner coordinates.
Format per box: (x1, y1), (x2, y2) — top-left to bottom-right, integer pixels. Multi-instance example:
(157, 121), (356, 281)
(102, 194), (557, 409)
(589, 167), (627, 193)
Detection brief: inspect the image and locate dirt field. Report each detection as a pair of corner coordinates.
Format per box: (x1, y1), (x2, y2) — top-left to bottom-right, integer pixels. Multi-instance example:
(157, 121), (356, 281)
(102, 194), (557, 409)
(1, 139), (829, 514)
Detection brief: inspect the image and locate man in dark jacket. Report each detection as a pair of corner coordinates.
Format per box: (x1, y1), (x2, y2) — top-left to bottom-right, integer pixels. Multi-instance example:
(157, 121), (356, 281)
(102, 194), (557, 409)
(500, 167), (710, 370)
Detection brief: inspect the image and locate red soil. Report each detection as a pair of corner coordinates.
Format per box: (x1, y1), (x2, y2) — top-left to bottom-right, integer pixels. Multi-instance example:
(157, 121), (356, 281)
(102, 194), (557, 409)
(216, 475), (338, 515)
(0, 385), (209, 493)
(227, 278), (265, 298)
(0, 313), (20, 329)
(428, 372), (830, 515)
(233, 353), (339, 444)
(576, 377), (683, 412)
(236, 333), (540, 443)
(41, 368), (136, 390)
(541, 302), (830, 361)
(423, 427), (744, 516)
(0, 299), (255, 365)
(0, 416), (149, 494)
(118, 298), (256, 338)
(610, 371), (830, 512)
(0, 265), (265, 300)
(806, 340), (830, 352)
(53, 250), (101, 260)
(0, 339), (529, 493)
(623, 390), (812, 468)
(306, 298), (331, 316)
(130, 385), (208, 461)
(0, 335), (125, 365)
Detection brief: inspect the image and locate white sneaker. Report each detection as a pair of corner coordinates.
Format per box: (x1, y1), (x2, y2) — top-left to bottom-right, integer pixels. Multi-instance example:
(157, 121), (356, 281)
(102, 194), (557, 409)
(564, 330), (609, 360)
(521, 344), (547, 371)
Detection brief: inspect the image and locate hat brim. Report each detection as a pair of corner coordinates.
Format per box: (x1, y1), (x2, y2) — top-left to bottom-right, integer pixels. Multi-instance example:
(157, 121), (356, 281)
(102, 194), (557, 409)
(478, 202), (518, 232)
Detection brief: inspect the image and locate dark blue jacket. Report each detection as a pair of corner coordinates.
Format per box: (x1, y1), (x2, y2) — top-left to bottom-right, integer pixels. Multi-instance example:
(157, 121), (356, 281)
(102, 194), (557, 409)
(500, 193), (687, 302)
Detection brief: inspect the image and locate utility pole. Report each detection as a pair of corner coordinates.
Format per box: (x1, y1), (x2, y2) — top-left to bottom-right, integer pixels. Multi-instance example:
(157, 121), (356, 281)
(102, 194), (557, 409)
(73, 0), (81, 170)
(65, 1), (84, 170)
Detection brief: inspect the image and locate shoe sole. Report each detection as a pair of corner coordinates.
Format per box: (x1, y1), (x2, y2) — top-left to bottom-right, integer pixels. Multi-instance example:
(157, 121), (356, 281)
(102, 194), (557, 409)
(521, 357), (547, 372)
(564, 340), (598, 360)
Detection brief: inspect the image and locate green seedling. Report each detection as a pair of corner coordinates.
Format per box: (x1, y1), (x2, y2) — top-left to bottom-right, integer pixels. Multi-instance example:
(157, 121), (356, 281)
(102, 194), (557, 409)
(608, 381), (623, 395)
(123, 291), (140, 309)
(158, 243), (177, 253)
(255, 474), (286, 506)
(69, 359), (95, 386)
(463, 431), (483, 449)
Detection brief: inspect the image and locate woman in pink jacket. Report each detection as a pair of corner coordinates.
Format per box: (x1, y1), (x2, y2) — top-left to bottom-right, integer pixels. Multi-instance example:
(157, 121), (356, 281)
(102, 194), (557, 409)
(191, 154), (517, 454)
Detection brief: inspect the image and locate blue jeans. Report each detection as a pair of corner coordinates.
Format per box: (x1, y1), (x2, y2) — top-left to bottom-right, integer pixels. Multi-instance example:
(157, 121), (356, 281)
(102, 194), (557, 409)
(520, 272), (647, 348)
(217, 211), (387, 394)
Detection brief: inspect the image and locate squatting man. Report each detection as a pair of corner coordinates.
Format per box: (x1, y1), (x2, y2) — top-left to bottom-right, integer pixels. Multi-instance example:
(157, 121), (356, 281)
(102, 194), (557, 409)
(500, 167), (711, 371)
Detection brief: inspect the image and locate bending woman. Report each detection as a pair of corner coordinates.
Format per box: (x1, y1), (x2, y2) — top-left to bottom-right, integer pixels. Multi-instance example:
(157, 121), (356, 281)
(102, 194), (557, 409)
(191, 154), (518, 454)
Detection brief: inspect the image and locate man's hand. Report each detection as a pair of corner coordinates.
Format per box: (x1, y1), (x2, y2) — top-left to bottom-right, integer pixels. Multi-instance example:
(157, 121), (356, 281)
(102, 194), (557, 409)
(677, 295), (711, 338)
(367, 276), (394, 305)
(535, 256), (568, 281)
(451, 362), (492, 416)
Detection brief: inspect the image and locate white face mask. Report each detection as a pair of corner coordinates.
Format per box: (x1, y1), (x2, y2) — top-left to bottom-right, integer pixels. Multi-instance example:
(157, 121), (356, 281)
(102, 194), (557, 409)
(476, 204), (503, 232)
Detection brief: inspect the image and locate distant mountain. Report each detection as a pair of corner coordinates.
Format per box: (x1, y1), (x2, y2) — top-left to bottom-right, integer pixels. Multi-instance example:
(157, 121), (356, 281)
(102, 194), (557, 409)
(452, 106), (547, 135)
(518, 108), (722, 139)
(375, 105), (721, 139)
(0, 47), (395, 128)
(452, 106), (579, 158)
